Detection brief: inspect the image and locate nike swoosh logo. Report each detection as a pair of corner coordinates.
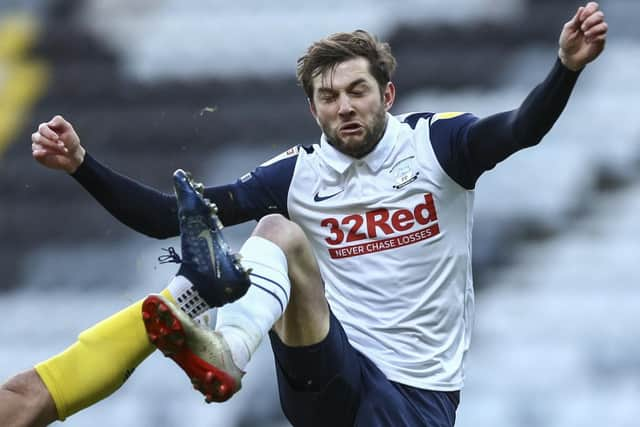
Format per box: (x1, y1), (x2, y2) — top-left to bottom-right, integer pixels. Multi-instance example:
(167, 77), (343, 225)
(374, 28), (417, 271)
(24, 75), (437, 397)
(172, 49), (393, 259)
(313, 189), (344, 202)
(198, 229), (220, 278)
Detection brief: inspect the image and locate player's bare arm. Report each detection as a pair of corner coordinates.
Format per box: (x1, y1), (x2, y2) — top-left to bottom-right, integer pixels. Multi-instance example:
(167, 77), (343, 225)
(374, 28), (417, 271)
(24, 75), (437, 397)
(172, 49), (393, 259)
(31, 115), (86, 174)
(558, 2), (607, 71)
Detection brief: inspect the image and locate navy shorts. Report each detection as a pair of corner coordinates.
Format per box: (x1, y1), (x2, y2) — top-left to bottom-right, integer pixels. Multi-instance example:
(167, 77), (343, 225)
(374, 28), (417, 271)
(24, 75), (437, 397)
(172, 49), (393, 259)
(268, 311), (460, 427)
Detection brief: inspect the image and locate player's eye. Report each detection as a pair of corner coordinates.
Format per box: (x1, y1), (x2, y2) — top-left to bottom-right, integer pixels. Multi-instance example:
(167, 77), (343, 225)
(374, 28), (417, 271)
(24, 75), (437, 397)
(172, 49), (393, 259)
(350, 85), (369, 96)
(319, 93), (337, 102)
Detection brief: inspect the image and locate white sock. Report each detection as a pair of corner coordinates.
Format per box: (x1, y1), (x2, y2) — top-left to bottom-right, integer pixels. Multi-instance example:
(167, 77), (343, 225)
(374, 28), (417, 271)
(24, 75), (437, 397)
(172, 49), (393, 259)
(217, 236), (290, 370)
(167, 275), (211, 319)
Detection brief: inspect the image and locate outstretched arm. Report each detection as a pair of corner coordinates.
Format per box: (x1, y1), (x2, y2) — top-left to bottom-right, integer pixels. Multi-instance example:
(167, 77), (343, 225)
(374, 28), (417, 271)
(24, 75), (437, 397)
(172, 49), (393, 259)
(70, 152), (182, 238)
(473, 1), (608, 156)
(31, 115), (181, 238)
(31, 116), (265, 238)
(442, 2), (608, 188)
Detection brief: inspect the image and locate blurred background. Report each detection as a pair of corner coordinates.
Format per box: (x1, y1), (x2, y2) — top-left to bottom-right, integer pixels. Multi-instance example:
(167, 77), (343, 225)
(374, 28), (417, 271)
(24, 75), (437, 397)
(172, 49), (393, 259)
(1, 0), (639, 426)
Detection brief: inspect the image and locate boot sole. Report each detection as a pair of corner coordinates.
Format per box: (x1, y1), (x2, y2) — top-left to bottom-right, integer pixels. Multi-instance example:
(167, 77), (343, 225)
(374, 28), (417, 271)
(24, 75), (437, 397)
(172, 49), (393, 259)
(142, 295), (237, 402)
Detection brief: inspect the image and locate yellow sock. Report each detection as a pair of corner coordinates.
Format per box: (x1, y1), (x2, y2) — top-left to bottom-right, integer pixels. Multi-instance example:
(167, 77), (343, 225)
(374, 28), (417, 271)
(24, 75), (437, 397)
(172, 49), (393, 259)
(34, 289), (174, 420)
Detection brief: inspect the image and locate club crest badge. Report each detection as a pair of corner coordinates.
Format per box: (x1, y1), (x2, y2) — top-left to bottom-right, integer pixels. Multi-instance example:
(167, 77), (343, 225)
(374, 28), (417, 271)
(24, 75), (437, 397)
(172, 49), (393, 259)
(390, 156), (419, 189)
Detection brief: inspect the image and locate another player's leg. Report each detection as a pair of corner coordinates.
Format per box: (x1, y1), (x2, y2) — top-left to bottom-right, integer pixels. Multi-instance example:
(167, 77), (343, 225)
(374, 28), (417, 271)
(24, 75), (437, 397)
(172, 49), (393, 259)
(0, 287), (175, 426)
(0, 369), (57, 427)
(141, 294), (243, 402)
(32, 289), (179, 422)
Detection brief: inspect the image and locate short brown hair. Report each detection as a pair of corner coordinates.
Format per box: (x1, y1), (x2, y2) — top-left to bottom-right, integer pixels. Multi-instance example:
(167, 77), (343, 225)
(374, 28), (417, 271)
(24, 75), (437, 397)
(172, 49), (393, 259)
(296, 30), (397, 101)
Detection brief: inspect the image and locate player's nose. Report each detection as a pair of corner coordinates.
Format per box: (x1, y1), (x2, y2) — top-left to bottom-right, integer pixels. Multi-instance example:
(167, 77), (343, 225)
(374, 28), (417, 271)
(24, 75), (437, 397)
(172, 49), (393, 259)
(337, 94), (354, 115)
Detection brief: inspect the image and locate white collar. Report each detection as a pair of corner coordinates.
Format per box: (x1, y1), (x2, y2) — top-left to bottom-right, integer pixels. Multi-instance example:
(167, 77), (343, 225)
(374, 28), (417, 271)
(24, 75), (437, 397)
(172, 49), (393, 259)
(318, 113), (400, 174)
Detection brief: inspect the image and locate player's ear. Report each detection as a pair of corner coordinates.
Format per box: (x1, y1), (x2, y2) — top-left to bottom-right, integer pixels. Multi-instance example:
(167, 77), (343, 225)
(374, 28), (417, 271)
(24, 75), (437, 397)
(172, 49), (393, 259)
(383, 82), (395, 111)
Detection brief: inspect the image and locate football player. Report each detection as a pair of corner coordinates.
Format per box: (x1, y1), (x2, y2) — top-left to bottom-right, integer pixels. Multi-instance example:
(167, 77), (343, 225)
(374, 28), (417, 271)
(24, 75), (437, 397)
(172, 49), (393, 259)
(3, 3), (607, 426)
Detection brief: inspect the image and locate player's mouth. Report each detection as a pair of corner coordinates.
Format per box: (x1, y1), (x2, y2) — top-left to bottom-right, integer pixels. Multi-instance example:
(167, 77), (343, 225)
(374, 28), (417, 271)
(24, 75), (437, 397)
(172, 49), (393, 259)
(339, 122), (364, 136)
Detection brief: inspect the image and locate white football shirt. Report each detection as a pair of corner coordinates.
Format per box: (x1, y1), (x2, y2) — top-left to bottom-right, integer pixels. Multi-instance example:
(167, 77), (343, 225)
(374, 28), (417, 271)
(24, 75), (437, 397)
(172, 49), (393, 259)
(282, 112), (475, 390)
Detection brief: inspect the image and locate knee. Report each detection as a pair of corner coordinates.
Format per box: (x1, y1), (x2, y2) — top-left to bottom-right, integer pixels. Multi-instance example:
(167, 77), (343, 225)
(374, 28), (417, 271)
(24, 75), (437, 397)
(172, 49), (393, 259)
(252, 214), (309, 257)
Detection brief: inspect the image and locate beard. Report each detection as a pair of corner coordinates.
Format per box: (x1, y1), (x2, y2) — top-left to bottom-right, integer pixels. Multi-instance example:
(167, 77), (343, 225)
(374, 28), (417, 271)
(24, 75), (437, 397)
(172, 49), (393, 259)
(323, 105), (388, 159)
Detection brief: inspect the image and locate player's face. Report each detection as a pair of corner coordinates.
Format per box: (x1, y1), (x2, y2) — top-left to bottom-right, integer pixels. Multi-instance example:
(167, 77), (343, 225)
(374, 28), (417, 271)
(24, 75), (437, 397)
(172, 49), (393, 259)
(309, 57), (395, 158)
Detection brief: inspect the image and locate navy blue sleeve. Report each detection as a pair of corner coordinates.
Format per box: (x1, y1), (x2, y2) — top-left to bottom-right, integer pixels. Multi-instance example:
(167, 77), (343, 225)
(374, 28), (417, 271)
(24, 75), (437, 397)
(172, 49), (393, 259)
(426, 112), (479, 189)
(72, 153), (180, 238)
(428, 58), (581, 189)
(71, 148), (297, 238)
(212, 147), (299, 224)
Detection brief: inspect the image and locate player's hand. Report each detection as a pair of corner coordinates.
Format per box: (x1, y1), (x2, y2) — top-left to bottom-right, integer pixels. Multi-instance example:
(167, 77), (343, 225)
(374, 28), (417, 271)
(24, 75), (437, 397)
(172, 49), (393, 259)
(558, 2), (607, 71)
(31, 115), (86, 174)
